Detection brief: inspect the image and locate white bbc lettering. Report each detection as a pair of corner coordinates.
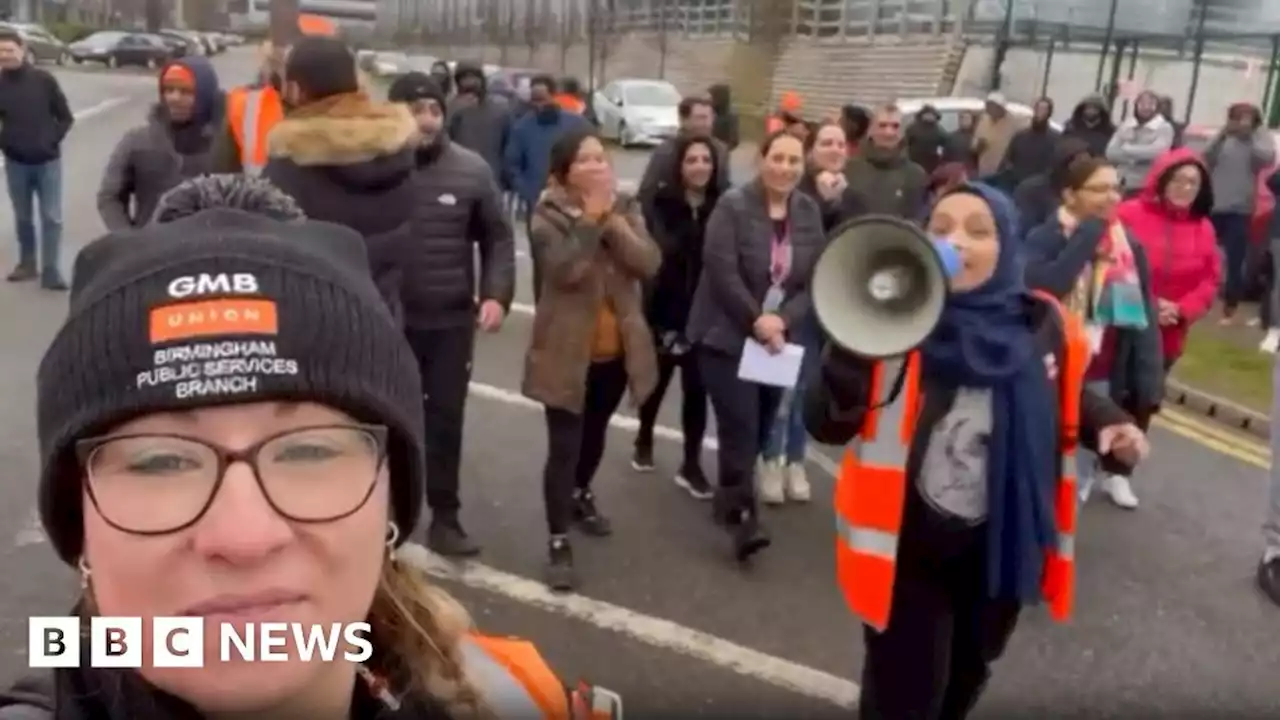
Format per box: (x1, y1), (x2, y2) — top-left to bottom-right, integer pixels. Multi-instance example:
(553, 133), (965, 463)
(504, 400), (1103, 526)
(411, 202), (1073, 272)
(90, 617), (143, 668)
(167, 272), (260, 299)
(260, 622), (290, 661)
(153, 617), (205, 668)
(344, 623), (373, 662)
(28, 617), (80, 668)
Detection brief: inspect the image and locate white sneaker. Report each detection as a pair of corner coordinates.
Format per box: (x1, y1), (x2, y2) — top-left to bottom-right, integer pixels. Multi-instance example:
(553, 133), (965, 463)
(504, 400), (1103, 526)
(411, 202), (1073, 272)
(1261, 329), (1280, 354)
(758, 459), (786, 505)
(1102, 474), (1139, 510)
(785, 463), (811, 502)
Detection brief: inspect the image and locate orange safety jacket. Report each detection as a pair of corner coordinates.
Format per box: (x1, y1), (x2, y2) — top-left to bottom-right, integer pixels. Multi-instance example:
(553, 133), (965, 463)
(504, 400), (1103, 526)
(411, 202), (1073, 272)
(833, 290), (1088, 631)
(226, 84), (285, 177)
(464, 633), (621, 719)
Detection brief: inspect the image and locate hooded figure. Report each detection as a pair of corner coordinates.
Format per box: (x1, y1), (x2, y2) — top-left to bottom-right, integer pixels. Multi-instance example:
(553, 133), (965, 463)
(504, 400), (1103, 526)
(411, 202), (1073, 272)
(447, 61), (512, 182)
(1203, 102), (1276, 320)
(707, 83), (739, 150)
(1106, 90), (1174, 191)
(429, 60), (453, 96)
(96, 56), (223, 230)
(1062, 95), (1115, 158)
(1115, 148), (1220, 364)
(999, 97), (1059, 190)
(904, 104), (950, 174)
(1012, 136), (1092, 232)
(805, 183), (1140, 719)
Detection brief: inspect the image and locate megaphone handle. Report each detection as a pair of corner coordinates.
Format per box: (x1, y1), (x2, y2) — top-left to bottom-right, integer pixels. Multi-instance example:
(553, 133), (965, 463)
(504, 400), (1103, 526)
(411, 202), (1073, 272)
(864, 358), (912, 413)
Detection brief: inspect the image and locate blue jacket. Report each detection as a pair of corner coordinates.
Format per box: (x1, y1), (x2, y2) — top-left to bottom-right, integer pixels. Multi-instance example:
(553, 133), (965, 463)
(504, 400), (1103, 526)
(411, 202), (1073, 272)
(503, 107), (589, 204)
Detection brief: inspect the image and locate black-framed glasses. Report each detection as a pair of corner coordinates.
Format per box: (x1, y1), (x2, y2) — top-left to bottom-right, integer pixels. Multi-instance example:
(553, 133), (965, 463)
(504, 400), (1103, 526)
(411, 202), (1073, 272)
(76, 424), (389, 536)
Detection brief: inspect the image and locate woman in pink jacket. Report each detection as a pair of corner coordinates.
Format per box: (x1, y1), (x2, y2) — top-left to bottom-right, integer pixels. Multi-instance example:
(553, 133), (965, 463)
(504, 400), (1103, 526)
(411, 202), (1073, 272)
(1115, 148), (1222, 369)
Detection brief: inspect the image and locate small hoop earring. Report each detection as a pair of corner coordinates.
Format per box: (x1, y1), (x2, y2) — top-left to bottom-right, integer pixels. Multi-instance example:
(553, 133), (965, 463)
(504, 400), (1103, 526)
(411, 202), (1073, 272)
(385, 522), (400, 563)
(77, 556), (91, 591)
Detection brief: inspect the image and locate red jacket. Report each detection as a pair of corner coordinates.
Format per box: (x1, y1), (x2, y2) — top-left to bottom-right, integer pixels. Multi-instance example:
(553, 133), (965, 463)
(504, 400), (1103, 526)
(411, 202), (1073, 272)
(1115, 148), (1221, 362)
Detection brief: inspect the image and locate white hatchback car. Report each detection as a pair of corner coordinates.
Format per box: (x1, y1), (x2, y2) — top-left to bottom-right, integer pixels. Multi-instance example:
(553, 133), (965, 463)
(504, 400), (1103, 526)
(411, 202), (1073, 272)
(593, 78), (682, 148)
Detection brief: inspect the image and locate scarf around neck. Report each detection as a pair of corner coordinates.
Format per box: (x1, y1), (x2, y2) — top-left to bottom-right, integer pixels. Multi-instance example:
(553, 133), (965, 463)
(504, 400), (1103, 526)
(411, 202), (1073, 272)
(922, 183), (1059, 607)
(1057, 207), (1149, 351)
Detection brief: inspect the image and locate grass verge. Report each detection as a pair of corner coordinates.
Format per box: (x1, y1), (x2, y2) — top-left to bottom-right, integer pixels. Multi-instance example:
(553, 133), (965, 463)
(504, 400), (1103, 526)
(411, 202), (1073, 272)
(1172, 324), (1273, 414)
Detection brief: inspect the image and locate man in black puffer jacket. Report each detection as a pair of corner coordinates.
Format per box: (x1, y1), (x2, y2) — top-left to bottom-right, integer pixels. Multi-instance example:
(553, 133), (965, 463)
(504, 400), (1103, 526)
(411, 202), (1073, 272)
(260, 36), (418, 319)
(387, 72), (515, 558)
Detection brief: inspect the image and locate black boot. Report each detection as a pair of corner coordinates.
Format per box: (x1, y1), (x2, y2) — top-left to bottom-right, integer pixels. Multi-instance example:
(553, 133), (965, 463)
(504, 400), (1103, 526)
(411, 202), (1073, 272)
(545, 536), (577, 591)
(630, 442), (655, 472)
(572, 489), (612, 537)
(1258, 556), (1280, 607)
(713, 487), (770, 562)
(426, 515), (480, 558)
(6, 261), (35, 282)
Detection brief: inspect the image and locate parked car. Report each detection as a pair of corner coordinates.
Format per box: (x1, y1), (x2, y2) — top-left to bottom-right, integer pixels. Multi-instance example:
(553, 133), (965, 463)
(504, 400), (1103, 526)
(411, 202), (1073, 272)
(592, 78), (681, 147)
(896, 96), (1064, 133)
(69, 31), (172, 69)
(370, 51), (410, 78)
(156, 30), (200, 57)
(4, 23), (68, 65)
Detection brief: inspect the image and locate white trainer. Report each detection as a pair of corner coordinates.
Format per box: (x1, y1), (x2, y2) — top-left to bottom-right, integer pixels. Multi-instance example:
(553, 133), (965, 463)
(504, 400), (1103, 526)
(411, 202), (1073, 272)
(758, 459), (786, 505)
(785, 463), (811, 502)
(1103, 474), (1139, 510)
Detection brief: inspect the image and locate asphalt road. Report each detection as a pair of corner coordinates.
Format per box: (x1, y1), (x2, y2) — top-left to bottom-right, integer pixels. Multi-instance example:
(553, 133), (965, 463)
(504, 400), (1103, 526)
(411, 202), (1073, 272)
(0, 50), (1276, 717)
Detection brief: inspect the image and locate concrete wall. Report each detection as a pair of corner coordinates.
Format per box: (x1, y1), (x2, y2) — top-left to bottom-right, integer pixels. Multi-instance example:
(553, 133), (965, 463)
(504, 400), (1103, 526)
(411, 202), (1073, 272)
(956, 43), (1271, 126)
(441, 31), (959, 121)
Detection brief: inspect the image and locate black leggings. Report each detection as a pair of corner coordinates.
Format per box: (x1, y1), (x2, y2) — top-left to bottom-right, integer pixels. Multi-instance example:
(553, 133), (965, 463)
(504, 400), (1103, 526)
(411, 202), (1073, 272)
(636, 351), (708, 468)
(542, 359), (628, 534)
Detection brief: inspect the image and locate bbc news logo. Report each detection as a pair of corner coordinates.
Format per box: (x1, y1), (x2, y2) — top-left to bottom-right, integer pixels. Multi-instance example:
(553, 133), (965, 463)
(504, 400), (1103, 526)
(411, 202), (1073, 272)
(28, 617), (373, 668)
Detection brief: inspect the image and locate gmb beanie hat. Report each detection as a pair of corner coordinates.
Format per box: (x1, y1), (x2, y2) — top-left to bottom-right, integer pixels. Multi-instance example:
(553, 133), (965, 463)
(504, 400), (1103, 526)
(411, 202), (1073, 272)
(36, 201), (424, 565)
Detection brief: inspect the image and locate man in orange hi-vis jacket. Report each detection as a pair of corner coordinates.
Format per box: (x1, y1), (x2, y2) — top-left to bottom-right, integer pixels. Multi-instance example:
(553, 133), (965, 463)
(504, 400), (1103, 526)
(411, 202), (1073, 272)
(210, 15), (339, 174)
(802, 184), (1147, 719)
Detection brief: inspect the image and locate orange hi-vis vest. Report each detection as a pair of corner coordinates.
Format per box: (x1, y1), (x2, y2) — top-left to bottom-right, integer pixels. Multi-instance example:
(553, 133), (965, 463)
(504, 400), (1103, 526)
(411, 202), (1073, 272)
(833, 290), (1088, 631)
(463, 633), (621, 719)
(227, 84), (285, 177)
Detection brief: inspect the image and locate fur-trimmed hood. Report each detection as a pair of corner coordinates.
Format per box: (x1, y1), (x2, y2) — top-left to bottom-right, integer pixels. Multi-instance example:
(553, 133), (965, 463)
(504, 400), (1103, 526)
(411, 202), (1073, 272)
(267, 91), (418, 167)
(265, 91), (418, 194)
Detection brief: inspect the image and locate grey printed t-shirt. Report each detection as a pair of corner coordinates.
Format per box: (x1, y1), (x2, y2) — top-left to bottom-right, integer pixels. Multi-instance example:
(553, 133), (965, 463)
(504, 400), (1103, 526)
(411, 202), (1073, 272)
(917, 387), (993, 525)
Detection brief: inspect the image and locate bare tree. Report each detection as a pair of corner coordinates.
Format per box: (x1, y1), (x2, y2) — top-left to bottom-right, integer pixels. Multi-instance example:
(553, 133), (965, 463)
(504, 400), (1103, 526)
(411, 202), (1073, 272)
(269, 0), (300, 45)
(522, 0), (543, 64)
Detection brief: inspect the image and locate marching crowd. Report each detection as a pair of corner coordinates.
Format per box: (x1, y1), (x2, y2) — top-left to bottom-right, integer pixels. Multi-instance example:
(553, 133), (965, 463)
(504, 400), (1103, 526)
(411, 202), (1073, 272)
(0, 21), (1271, 720)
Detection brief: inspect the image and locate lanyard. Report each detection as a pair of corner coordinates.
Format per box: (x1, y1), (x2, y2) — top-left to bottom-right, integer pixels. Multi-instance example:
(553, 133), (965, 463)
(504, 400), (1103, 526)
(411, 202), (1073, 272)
(770, 222), (790, 287)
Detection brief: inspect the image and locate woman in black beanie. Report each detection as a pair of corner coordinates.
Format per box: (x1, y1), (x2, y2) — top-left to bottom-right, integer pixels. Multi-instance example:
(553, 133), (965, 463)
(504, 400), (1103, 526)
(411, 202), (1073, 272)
(0, 176), (609, 720)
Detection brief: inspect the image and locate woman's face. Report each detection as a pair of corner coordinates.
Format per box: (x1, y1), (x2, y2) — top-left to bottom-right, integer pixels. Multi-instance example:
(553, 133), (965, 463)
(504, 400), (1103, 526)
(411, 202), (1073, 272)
(927, 192), (1000, 293)
(565, 136), (612, 193)
(1135, 93), (1158, 121)
(760, 134), (805, 195)
(1163, 163), (1202, 209)
(810, 125), (848, 172)
(680, 141), (715, 190)
(1063, 166), (1121, 220)
(83, 401), (390, 714)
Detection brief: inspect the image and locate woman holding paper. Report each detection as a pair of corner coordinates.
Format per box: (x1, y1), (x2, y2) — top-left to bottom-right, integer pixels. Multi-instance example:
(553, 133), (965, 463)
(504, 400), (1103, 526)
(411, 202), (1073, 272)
(522, 128), (661, 591)
(685, 129), (827, 563)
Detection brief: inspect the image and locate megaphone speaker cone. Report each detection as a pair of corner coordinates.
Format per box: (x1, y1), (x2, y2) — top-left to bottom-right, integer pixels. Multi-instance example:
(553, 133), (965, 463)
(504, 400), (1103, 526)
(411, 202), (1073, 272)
(811, 215), (950, 359)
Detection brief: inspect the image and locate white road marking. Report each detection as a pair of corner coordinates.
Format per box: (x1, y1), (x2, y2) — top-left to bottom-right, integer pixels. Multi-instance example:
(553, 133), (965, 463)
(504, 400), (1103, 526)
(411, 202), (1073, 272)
(493, 305), (840, 478)
(399, 541), (860, 709)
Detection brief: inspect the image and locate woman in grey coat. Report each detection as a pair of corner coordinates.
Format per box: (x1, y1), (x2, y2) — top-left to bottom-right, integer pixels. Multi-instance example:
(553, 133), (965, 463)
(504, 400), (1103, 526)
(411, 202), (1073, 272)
(97, 57), (222, 229)
(685, 129), (826, 563)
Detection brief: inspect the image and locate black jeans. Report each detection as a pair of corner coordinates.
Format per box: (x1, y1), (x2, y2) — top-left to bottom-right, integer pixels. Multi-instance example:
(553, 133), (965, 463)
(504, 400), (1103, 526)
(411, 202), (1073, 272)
(858, 540), (1021, 720)
(1212, 211), (1252, 312)
(636, 351), (708, 469)
(698, 347), (783, 511)
(405, 325), (475, 517)
(543, 359), (629, 534)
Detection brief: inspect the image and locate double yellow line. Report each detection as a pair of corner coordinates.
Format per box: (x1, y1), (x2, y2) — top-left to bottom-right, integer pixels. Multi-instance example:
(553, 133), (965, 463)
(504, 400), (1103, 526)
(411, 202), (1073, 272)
(1154, 407), (1271, 469)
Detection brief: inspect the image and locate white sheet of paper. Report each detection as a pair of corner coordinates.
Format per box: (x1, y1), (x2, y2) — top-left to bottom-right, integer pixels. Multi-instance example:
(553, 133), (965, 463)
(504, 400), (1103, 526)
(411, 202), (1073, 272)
(737, 339), (805, 388)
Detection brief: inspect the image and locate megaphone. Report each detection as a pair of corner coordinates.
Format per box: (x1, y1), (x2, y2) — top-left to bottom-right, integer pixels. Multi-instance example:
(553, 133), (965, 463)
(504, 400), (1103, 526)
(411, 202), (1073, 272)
(811, 215), (962, 359)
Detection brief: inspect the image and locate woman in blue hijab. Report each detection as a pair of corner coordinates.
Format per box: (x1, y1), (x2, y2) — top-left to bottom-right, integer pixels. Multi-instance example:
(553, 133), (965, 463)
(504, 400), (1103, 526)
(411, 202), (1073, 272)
(804, 184), (1149, 719)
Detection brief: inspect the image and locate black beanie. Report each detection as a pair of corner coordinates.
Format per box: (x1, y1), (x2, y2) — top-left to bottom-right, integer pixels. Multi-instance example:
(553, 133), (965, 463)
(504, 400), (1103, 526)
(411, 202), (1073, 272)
(388, 71), (446, 111)
(36, 201), (425, 565)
